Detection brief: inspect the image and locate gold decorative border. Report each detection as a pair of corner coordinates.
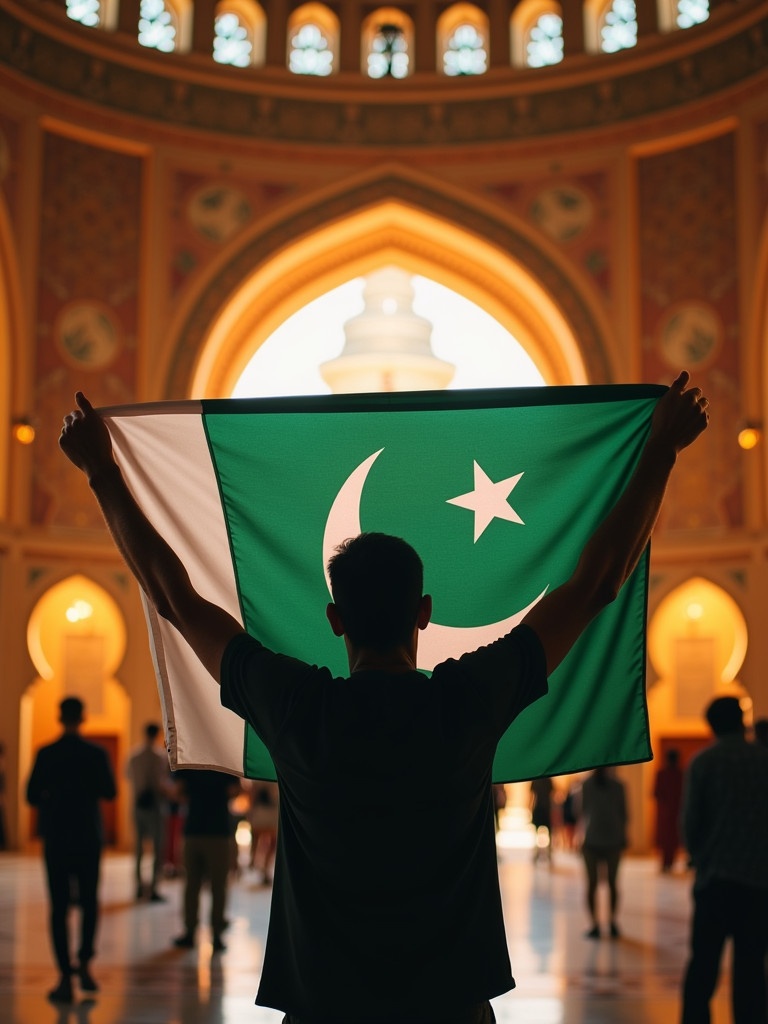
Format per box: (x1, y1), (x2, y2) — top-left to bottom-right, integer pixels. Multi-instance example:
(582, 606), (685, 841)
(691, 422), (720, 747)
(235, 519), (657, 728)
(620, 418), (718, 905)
(0, 3), (767, 146)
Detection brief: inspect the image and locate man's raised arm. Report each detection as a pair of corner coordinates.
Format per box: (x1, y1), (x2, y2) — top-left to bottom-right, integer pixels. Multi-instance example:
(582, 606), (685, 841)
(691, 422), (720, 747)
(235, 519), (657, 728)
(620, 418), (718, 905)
(59, 392), (243, 683)
(523, 371), (708, 675)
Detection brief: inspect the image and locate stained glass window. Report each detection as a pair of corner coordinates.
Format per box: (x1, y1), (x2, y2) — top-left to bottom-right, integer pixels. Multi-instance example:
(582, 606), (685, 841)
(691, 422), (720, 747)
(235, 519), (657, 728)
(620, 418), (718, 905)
(677, 0), (709, 28)
(526, 12), (564, 67)
(213, 11), (253, 66)
(66, 0), (101, 27)
(600, 0), (637, 52)
(289, 23), (334, 75)
(443, 23), (487, 76)
(138, 0), (177, 52)
(368, 23), (409, 78)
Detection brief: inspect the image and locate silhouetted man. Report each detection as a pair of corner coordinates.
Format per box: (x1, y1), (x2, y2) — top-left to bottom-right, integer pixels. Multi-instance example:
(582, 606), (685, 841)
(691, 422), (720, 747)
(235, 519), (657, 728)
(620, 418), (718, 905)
(27, 697), (116, 1004)
(126, 721), (168, 901)
(171, 769), (240, 952)
(681, 696), (768, 1024)
(59, 372), (707, 1023)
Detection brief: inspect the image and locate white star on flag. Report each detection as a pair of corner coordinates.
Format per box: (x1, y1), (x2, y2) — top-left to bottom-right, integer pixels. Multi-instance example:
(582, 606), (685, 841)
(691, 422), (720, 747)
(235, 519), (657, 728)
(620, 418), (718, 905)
(447, 461), (525, 543)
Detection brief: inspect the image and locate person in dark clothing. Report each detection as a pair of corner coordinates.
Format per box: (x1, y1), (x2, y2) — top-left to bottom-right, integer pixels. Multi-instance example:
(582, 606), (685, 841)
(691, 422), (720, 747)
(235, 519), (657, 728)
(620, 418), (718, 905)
(680, 696), (768, 1024)
(172, 769), (240, 952)
(58, 372), (708, 1022)
(580, 766), (627, 939)
(653, 747), (683, 872)
(26, 697), (116, 1004)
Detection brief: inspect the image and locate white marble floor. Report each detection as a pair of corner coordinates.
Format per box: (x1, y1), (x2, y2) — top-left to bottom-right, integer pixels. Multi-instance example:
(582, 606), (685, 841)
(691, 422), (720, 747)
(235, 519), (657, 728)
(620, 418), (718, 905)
(0, 842), (733, 1024)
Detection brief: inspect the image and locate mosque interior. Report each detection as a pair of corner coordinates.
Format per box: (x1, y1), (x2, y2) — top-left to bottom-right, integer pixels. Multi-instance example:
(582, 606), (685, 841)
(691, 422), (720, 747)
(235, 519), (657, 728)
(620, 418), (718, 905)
(0, 0), (767, 1017)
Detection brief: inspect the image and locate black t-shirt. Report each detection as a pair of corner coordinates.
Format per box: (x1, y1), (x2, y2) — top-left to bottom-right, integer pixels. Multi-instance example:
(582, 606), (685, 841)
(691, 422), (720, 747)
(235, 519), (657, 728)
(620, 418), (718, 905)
(220, 623), (548, 1023)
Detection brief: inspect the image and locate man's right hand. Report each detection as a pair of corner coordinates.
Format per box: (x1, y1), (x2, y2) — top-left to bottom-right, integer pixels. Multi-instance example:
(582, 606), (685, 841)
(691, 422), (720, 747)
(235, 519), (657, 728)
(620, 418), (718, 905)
(59, 392), (116, 482)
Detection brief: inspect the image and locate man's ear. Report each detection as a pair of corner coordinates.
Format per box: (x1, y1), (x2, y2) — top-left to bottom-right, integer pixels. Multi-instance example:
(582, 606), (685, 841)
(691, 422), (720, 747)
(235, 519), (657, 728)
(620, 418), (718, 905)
(417, 594), (432, 631)
(326, 602), (345, 637)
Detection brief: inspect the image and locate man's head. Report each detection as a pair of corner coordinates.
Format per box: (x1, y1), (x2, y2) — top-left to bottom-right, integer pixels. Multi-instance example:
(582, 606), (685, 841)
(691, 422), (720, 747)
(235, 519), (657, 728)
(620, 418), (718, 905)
(705, 696), (744, 737)
(144, 722), (161, 742)
(59, 697), (84, 727)
(326, 533), (427, 651)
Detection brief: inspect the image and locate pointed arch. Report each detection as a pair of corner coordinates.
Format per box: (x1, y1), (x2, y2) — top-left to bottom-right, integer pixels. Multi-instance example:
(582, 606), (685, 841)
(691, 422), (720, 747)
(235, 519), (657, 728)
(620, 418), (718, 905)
(161, 173), (613, 400)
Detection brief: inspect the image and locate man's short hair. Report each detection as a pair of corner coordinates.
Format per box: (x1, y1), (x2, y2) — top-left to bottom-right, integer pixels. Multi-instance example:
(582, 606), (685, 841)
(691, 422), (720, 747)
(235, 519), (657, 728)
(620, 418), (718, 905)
(327, 533), (424, 651)
(59, 697), (84, 725)
(145, 722), (161, 740)
(705, 696), (743, 736)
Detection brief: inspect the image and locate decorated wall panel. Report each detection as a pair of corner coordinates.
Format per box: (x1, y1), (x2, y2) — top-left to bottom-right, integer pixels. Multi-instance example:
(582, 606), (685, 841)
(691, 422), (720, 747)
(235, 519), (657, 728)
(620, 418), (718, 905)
(638, 132), (742, 532)
(32, 132), (143, 528)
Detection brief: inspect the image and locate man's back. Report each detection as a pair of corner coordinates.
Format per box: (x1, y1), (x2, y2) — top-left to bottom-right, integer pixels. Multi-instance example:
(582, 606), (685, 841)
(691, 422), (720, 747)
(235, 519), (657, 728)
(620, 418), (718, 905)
(221, 624), (547, 1023)
(27, 734), (115, 846)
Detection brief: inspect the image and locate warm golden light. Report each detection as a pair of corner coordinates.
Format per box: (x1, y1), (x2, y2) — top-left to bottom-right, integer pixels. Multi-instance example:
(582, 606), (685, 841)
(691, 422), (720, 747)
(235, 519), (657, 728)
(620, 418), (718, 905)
(12, 421), (35, 445)
(738, 425), (761, 450)
(686, 602), (704, 621)
(65, 600), (94, 624)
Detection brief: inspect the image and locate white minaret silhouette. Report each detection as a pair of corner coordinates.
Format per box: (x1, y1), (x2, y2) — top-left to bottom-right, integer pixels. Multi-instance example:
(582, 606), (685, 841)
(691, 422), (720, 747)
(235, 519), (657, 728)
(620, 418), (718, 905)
(320, 267), (454, 393)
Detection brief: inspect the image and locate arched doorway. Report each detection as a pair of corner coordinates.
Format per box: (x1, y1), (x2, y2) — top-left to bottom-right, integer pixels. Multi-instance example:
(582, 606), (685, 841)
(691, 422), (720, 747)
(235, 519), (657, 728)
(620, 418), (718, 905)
(639, 575), (749, 852)
(20, 575), (129, 849)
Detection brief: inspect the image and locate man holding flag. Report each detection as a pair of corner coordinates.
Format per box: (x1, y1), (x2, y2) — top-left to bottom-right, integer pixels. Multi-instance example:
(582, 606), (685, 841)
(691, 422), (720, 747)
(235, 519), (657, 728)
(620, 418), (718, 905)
(60, 371), (707, 1024)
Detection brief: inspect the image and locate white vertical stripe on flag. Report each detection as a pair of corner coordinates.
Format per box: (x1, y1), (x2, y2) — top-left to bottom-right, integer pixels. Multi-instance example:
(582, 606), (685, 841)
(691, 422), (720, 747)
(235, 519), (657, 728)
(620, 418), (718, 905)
(106, 405), (246, 774)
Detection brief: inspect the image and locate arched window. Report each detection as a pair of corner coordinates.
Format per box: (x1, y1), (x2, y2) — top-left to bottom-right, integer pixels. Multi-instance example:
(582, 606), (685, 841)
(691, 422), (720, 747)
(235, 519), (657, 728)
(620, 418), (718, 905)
(598, 0), (638, 52)
(437, 4), (489, 76)
(511, 0), (564, 68)
(675, 0), (709, 28)
(657, 0), (709, 31)
(362, 8), (413, 79)
(213, 0), (266, 67)
(138, 0), (192, 52)
(66, 0), (118, 29)
(287, 4), (339, 76)
(585, 0), (637, 52)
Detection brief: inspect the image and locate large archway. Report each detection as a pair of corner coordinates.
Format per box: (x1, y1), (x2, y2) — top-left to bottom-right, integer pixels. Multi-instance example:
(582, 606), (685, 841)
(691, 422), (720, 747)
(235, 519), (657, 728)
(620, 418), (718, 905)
(161, 174), (612, 399)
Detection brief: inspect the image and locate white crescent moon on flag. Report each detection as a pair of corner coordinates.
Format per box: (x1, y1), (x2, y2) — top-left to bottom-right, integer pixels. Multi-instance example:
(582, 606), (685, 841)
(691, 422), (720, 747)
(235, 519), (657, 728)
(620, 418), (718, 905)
(322, 449), (548, 671)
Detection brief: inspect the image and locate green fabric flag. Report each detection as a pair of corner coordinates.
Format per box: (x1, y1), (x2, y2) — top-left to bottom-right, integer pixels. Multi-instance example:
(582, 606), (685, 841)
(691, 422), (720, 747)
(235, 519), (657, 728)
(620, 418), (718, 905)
(107, 384), (661, 782)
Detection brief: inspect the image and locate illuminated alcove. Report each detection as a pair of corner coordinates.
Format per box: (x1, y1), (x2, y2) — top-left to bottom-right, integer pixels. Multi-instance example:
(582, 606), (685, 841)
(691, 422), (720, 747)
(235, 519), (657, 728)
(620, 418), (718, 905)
(20, 575), (130, 846)
(647, 575), (749, 726)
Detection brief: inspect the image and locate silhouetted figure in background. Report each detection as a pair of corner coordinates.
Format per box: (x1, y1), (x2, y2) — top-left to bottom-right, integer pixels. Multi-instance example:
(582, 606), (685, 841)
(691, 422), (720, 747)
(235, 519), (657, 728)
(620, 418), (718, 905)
(653, 747), (683, 872)
(172, 769), (241, 952)
(248, 781), (279, 884)
(580, 766), (627, 939)
(559, 782), (579, 851)
(26, 697), (116, 1004)
(530, 776), (554, 863)
(681, 696), (768, 1024)
(126, 722), (168, 901)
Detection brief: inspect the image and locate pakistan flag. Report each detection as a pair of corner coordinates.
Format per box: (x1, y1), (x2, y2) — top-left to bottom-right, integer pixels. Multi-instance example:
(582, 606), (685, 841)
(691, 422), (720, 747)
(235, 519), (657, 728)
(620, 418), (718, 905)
(106, 384), (663, 782)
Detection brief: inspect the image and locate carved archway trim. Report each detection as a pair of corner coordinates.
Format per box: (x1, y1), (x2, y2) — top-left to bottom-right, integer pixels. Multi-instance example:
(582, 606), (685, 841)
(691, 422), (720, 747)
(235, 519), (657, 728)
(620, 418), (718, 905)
(165, 173), (612, 398)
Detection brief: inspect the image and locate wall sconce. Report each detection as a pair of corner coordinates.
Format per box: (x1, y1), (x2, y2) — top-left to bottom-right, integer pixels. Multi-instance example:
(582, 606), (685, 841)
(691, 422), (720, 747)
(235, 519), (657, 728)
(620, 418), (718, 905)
(12, 417), (36, 445)
(737, 422), (762, 451)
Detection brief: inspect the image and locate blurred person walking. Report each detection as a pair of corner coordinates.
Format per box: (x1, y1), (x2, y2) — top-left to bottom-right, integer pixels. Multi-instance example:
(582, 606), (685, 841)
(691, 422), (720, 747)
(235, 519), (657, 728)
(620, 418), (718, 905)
(580, 766), (627, 939)
(26, 697), (116, 1004)
(126, 721), (169, 901)
(653, 747), (683, 872)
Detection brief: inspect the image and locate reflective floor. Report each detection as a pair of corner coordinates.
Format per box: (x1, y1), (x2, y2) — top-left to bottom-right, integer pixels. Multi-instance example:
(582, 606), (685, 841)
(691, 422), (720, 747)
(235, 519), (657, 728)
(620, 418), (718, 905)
(0, 834), (733, 1024)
